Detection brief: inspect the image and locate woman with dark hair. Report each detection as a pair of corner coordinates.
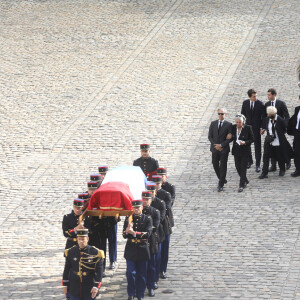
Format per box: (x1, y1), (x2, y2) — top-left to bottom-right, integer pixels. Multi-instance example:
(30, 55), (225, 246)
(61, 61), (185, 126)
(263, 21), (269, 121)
(230, 114), (254, 192)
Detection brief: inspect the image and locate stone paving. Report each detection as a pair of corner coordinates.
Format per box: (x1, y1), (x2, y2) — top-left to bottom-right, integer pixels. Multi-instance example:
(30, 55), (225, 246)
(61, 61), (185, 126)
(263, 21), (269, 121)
(0, 0), (300, 299)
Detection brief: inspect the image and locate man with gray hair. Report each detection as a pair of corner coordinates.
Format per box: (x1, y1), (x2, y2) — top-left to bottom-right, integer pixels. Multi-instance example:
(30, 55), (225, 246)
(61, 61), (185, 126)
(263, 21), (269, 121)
(259, 106), (293, 179)
(208, 108), (233, 192)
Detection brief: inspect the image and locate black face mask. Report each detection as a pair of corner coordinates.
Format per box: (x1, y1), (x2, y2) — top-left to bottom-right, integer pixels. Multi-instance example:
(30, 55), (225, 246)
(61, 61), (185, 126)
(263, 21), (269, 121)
(270, 115), (275, 119)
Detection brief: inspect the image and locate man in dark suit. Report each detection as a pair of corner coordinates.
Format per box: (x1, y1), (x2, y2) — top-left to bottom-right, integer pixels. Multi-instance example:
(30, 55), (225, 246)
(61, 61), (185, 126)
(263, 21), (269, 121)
(287, 96), (300, 176)
(241, 89), (266, 172)
(265, 88), (291, 171)
(259, 106), (294, 179)
(208, 108), (233, 192)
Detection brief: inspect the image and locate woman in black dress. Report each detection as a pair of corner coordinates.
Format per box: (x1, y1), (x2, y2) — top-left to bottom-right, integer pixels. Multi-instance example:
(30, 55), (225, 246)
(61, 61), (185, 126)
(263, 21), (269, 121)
(231, 114), (254, 192)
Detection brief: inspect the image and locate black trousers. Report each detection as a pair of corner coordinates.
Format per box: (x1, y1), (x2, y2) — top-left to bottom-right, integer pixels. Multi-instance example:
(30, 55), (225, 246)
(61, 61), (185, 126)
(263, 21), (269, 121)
(293, 131), (300, 171)
(234, 153), (249, 187)
(248, 128), (262, 166)
(262, 145), (285, 174)
(212, 151), (229, 187)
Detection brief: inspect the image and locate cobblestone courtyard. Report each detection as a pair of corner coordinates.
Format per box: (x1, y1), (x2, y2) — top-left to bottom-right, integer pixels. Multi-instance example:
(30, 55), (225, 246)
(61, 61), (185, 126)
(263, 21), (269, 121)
(1, 0), (300, 299)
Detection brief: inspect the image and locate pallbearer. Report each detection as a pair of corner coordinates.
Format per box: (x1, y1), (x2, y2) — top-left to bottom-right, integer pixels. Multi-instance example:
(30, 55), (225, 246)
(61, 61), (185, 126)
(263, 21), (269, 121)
(146, 182), (166, 289)
(62, 228), (105, 300)
(152, 175), (173, 280)
(142, 191), (160, 297)
(133, 144), (159, 180)
(123, 200), (153, 300)
(157, 168), (176, 206)
(98, 165), (119, 272)
(78, 192), (90, 212)
(62, 198), (90, 250)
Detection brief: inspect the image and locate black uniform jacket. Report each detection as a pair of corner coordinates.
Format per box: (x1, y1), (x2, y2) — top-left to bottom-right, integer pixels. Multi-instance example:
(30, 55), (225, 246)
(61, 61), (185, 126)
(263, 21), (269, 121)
(133, 157), (159, 177)
(230, 124), (254, 156)
(63, 245), (104, 298)
(162, 181), (175, 206)
(143, 206), (160, 254)
(151, 197), (166, 243)
(62, 211), (91, 249)
(157, 188), (174, 231)
(123, 213), (152, 262)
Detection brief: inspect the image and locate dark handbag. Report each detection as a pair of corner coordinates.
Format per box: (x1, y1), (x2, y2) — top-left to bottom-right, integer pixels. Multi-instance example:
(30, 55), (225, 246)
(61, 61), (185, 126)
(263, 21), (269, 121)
(265, 134), (275, 144)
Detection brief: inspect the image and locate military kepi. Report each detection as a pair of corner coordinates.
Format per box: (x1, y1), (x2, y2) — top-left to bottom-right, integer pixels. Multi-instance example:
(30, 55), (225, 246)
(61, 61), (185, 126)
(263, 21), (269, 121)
(132, 199), (143, 207)
(78, 193), (89, 200)
(74, 198), (84, 207)
(98, 165), (108, 174)
(146, 182), (156, 191)
(140, 144), (150, 150)
(88, 181), (98, 189)
(157, 168), (167, 175)
(90, 174), (101, 181)
(142, 191), (152, 198)
(76, 228), (89, 237)
(152, 175), (162, 183)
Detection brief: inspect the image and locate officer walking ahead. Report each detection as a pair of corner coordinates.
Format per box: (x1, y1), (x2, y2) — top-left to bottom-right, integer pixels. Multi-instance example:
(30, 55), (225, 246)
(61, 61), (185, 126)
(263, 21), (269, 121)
(62, 228), (105, 300)
(133, 144), (159, 180)
(123, 200), (153, 300)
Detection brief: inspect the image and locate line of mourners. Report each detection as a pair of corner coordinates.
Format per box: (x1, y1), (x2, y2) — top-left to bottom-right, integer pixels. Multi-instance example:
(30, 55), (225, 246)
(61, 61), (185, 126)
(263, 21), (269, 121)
(62, 143), (176, 300)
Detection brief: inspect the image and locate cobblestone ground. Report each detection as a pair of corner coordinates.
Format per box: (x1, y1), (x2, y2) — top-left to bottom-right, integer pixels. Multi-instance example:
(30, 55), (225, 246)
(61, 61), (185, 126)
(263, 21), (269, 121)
(0, 0), (300, 299)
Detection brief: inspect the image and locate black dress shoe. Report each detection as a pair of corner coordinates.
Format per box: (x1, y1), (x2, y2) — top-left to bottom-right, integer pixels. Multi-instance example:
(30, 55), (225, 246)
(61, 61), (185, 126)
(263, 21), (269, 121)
(109, 262), (115, 269)
(279, 170), (285, 176)
(128, 297), (134, 300)
(291, 170), (300, 177)
(148, 289), (155, 297)
(238, 187), (243, 193)
(154, 282), (159, 290)
(255, 166), (261, 173)
(217, 186), (223, 192)
(160, 271), (167, 279)
(247, 162), (252, 169)
(286, 162), (291, 170)
(268, 166), (276, 172)
(259, 173), (268, 179)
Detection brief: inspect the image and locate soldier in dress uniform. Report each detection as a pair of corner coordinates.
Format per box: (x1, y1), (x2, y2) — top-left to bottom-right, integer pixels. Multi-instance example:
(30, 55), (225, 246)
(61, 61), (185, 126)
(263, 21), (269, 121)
(152, 175), (173, 280)
(62, 228), (105, 300)
(142, 191), (160, 297)
(133, 144), (159, 180)
(98, 165), (108, 181)
(146, 182), (166, 289)
(97, 165), (119, 271)
(87, 181), (102, 253)
(62, 199), (91, 250)
(123, 200), (153, 300)
(78, 193), (90, 212)
(157, 168), (176, 206)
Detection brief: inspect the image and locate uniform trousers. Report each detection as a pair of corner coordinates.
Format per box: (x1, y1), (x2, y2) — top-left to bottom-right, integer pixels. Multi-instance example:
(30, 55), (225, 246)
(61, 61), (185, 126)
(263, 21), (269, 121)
(126, 260), (148, 298)
(147, 253), (157, 290)
(160, 235), (170, 273)
(155, 243), (162, 283)
(100, 223), (117, 270)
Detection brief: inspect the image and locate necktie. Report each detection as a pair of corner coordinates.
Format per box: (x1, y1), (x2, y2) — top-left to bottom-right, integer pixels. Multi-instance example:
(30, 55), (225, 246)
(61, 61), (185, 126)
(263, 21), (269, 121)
(272, 120), (276, 138)
(218, 121), (222, 133)
(271, 102), (274, 106)
(251, 102), (254, 111)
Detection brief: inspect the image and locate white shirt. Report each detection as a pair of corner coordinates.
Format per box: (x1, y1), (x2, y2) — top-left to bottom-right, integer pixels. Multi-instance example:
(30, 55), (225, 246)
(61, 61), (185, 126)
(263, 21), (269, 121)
(270, 98), (276, 107)
(296, 110), (300, 130)
(268, 115), (279, 146)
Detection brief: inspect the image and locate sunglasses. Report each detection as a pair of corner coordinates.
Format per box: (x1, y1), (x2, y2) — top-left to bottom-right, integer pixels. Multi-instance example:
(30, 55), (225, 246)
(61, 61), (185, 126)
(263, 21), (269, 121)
(218, 113), (225, 115)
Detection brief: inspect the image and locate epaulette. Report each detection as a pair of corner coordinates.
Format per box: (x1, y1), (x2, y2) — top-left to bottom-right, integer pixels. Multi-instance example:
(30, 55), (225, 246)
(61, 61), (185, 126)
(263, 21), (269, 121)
(64, 245), (76, 257)
(92, 246), (105, 259)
